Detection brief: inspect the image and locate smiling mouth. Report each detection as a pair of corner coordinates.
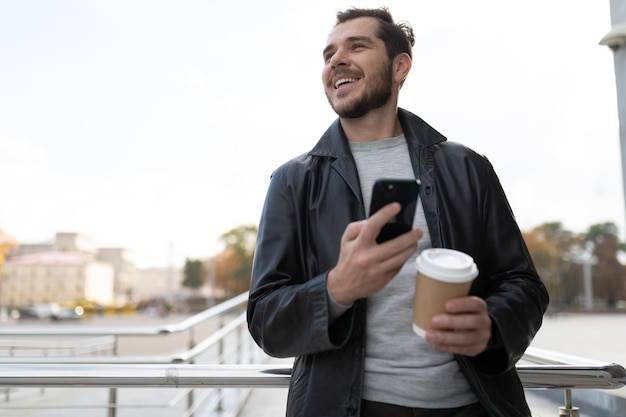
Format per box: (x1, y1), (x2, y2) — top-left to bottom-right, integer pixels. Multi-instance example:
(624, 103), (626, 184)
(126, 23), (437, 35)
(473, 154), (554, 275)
(334, 78), (359, 89)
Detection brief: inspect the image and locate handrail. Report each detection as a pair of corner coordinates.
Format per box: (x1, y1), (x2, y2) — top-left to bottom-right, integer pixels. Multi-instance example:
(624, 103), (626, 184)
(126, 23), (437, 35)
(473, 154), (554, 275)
(0, 292), (255, 417)
(0, 364), (292, 388)
(0, 313), (247, 364)
(0, 348), (623, 391)
(1, 295), (624, 417)
(523, 347), (615, 367)
(0, 335), (115, 356)
(0, 336), (115, 350)
(517, 363), (626, 390)
(518, 347), (626, 389)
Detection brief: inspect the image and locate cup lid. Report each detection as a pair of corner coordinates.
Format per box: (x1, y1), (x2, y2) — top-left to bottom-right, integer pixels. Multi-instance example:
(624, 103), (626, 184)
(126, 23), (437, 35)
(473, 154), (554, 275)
(416, 248), (478, 283)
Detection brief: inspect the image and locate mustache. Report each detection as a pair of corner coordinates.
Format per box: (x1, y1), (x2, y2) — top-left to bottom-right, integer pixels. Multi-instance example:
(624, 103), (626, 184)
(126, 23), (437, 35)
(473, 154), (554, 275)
(331, 70), (361, 79)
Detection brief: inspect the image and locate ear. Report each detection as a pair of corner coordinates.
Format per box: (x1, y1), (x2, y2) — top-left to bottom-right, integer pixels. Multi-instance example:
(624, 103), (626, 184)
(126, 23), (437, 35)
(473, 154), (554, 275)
(393, 52), (412, 85)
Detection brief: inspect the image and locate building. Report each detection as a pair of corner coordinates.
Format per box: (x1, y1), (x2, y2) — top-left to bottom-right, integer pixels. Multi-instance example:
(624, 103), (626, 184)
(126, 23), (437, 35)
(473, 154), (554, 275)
(1, 233), (122, 308)
(0, 232), (188, 308)
(13, 232), (97, 259)
(97, 248), (137, 303)
(0, 251), (114, 308)
(134, 267), (183, 301)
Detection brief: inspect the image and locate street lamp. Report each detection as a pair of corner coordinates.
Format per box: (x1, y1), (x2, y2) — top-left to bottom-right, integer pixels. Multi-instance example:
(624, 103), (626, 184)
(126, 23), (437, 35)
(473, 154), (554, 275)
(562, 245), (597, 311)
(599, 1), (626, 238)
(600, 22), (626, 50)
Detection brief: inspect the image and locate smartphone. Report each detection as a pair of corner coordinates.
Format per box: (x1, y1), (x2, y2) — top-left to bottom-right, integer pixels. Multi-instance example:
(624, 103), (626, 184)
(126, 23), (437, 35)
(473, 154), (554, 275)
(368, 179), (420, 243)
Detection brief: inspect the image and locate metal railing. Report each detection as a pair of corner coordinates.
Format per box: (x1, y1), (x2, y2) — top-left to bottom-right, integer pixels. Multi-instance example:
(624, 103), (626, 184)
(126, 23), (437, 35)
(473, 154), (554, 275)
(0, 292), (261, 417)
(0, 294), (624, 417)
(0, 349), (623, 416)
(0, 335), (116, 357)
(519, 348), (626, 416)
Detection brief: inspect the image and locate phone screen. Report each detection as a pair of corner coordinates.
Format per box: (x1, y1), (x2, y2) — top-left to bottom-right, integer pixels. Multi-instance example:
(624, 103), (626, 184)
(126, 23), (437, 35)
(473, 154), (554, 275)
(369, 179), (419, 243)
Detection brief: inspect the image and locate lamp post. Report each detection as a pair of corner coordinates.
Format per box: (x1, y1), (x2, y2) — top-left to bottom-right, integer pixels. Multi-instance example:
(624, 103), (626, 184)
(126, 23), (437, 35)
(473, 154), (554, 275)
(600, 0), (626, 235)
(562, 245), (597, 311)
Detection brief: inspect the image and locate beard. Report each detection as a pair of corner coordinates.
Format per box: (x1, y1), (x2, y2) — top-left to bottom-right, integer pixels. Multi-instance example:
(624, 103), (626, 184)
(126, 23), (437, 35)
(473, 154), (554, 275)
(327, 61), (393, 119)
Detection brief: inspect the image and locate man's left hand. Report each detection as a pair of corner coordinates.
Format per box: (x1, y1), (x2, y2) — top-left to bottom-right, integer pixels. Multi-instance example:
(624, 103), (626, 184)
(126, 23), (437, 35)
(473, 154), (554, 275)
(424, 296), (491, 357)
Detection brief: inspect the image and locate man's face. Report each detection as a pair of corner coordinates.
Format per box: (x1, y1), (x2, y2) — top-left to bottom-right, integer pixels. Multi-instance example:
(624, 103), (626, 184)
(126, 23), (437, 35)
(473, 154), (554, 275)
(322, 17), (393, 119)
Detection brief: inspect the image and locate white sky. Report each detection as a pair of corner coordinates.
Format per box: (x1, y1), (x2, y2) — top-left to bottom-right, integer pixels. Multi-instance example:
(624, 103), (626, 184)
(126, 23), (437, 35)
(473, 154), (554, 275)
(0, 0), (623, 268)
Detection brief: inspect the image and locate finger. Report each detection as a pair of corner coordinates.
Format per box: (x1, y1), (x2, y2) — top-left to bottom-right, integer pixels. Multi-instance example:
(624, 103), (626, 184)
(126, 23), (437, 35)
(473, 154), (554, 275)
(377, 227), (423, 252)
(361, 202), (401, 242)
(364, 244), (417, 283)
(362, 229), (422, 279)
(341, 220), (367, 243)
(427, 311), (491, 357)
(443, 296), (487, 315)
(427, 332), (487, 357)
(431, 312), (491, 333)
(427, 329), (478, 346)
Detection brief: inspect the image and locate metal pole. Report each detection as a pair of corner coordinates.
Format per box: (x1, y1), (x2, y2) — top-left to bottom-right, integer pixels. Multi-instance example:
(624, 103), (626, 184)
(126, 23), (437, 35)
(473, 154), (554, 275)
(167, 242), (174, 303)
(107, 336), (119, 417)
(600, 0), (626, 235)
(558, 389), (580, 417)
(188, 327), (196, 417)
(582, 255), (594, 310)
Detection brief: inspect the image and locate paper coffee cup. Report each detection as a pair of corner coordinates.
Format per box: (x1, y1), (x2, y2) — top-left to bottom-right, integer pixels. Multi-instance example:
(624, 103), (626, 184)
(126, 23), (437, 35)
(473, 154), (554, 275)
(412, 248), (478, 337)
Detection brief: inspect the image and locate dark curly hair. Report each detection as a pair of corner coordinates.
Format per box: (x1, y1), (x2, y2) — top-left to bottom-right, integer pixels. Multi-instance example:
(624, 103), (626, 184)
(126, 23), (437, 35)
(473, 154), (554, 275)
(335, 7), (415, 60)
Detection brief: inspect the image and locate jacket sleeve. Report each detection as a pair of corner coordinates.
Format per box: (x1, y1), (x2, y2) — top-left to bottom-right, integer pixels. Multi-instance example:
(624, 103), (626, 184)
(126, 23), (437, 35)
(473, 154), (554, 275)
(246, 166), (355, 358)
(433, 146), (549, 375)
(470, 158), (549, 374)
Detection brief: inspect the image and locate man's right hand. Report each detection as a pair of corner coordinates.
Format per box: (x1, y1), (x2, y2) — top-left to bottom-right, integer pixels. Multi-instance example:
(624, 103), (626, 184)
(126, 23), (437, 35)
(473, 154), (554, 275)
(327, 202), (423, 306)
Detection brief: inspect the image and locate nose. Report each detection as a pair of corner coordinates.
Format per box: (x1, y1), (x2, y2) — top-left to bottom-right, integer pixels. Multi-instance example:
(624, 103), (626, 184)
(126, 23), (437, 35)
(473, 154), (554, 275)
(328, 48), (348, 69)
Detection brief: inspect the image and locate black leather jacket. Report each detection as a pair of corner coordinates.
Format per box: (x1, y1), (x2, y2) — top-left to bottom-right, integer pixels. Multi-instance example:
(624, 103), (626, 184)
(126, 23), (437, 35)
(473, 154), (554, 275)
(247, 109), (549, 417)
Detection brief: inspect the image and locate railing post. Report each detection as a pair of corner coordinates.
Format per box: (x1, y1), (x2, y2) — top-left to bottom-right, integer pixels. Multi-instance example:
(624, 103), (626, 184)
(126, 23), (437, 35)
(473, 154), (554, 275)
(217, 316), (225, 413)
(558, 389), (580, 417)
(187, 327), (196, 417)
(237, 323), (243, 363)
(107, 335), (119, 417)
(108, 389), (117, 417)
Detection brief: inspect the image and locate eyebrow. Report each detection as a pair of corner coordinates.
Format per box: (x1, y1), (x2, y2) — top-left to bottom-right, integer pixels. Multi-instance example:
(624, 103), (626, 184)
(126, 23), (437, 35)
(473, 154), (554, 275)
(323, 35), (376, 59)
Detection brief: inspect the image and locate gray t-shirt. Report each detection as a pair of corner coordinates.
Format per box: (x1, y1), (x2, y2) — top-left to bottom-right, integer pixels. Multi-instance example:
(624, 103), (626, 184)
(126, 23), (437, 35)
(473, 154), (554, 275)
(348, 134), (477, 408)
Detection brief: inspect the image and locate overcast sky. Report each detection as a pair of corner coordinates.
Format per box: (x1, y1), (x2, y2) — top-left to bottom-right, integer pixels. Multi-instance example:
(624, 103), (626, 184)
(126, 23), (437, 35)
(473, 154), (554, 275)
(0, 0), (623, 268)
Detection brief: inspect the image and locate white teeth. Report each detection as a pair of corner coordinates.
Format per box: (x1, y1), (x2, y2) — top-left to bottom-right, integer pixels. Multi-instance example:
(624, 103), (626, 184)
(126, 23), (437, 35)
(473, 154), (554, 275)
(334, 78), (358, 89)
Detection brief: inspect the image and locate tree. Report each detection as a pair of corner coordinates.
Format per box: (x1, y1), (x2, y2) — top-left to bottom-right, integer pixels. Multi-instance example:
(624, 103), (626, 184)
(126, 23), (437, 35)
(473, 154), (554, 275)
(524, 223), (565, 305)
(586, 222), (625, 308)
(524, 221), (626, 310)
(213, 247), (241, 296)
(523, 222), (584, 309)
(217, 224), (257, 296)
(182, 258), (205, 290)
(585, 222), (624, 249)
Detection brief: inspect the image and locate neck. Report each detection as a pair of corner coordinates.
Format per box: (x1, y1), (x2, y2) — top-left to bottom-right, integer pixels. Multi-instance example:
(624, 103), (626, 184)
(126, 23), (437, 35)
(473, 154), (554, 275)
(339, 105), (403, 143)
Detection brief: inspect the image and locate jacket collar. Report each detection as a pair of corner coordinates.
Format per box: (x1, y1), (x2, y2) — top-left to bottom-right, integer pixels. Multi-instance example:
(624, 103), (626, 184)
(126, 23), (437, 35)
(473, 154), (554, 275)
(308, 108), (447, 158)
(306, 108), (448, 220)
(397, 108), (447, 150)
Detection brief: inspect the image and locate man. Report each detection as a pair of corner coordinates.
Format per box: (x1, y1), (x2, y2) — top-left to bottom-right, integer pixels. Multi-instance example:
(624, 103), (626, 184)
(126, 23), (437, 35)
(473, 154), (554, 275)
(247, 7), (548, 417)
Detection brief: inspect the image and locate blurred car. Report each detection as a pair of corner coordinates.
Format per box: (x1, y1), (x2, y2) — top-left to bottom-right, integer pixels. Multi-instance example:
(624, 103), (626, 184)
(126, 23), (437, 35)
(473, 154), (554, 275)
(51, 306), (84, 321)
(15, 307), (39, 320)
(14, 303), (84, 321)
(14, 303), (60, 320)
